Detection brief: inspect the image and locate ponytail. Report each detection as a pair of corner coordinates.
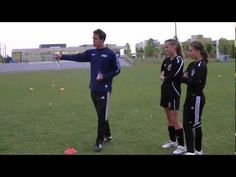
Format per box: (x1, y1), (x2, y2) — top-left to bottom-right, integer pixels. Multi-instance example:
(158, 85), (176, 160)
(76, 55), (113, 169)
(176, 43), (183, 58)
(200, 49), (208, 64)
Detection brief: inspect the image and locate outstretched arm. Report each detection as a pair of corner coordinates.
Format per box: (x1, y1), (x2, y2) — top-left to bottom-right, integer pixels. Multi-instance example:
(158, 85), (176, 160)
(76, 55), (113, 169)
(54, 50), (90, 62)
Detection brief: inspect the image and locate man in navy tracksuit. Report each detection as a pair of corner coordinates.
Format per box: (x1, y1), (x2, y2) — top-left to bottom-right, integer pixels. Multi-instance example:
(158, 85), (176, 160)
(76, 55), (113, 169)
(54, 29), (120, 152)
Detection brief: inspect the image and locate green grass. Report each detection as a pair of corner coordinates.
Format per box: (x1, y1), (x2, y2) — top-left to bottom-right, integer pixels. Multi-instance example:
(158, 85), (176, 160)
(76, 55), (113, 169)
(0, 59), (234, 154)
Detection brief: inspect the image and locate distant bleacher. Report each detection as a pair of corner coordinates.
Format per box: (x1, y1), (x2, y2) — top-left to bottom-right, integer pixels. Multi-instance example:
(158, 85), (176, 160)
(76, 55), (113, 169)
(216, 54), (231, 62)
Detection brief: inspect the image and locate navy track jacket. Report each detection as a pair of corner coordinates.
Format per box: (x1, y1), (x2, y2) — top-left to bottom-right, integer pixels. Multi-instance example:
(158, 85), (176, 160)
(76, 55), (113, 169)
(61, 47), (120, 92)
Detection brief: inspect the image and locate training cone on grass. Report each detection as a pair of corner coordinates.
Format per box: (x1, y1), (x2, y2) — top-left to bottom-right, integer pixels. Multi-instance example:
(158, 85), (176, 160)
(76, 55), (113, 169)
(64, 147), (78, 155)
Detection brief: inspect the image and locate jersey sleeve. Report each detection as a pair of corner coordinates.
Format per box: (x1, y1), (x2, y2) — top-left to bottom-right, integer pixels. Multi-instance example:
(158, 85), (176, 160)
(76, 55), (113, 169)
(102, 53), (121, 81)
(61, 50), (91, 62)
(161, 59), (165, 73)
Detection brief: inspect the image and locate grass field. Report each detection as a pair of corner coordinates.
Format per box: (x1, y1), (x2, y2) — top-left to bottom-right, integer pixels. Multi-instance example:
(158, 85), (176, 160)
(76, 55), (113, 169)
(0, 59), (234, 155)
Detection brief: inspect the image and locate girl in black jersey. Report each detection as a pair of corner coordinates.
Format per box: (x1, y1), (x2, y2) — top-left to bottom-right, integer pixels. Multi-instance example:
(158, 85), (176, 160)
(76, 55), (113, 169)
(182, 41), (208, 155)
(160, 39), (185, 154)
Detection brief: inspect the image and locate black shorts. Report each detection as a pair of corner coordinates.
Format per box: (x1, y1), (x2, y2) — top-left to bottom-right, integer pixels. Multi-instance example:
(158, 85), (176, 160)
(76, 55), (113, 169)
(160, 83), (181, 110)
(160, 95), (180, 110)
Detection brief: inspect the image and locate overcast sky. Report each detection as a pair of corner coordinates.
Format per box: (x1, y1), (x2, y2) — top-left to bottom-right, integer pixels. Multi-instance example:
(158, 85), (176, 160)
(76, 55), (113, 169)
(0, 22), (235, 56)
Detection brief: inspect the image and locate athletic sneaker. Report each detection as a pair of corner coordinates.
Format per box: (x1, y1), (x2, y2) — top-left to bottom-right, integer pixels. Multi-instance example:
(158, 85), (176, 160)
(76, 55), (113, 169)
(195, 150), (203, 155)
(173, 145), (186, 155)
(94, 143), (102, 152)
(162, 140), (177, 149)
(185, 152), (196, 155)
(104, 135), (112, 143)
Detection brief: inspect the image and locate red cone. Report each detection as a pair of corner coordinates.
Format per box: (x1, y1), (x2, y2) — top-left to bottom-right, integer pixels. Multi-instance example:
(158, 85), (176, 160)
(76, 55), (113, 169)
(64, 147), (77, 155)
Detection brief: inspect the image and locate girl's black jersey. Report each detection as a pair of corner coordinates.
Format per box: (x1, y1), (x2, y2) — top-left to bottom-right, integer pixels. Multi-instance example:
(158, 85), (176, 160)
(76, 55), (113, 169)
(161, 56), (184, 97)
(182, 60), (207, 96)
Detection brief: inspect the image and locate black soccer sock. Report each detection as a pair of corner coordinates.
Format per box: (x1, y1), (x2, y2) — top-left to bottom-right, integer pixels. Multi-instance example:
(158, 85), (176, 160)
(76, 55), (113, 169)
(175, 128), (184, 146)
(195, 127), (202, 152)
(168, 126), (176, 142)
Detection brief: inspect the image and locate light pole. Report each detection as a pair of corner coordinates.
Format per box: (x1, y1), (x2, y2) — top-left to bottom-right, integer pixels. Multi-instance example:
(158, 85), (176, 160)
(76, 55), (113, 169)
(174, 22), (179, 42)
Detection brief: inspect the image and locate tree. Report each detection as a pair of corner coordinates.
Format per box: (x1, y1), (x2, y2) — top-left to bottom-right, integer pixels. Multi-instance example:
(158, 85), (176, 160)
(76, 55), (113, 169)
(181, 41), (190, 58)
(223, 46), (227, 54)
(205, 42), (213, 58)
(153, 47), (160, 58)
(219, 38), (234, 57)
(4, 55), (12, 63)
(231, 43), (235, 58)
(136, 47), (144, 59)
(144, 38), (159, 58)
(0, 55), (3, 63)
(124, 43), (132, 58)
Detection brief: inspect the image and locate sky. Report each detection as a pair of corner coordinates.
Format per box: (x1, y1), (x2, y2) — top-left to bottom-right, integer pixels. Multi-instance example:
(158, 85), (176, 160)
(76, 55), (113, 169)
(0, 22), (235, 56)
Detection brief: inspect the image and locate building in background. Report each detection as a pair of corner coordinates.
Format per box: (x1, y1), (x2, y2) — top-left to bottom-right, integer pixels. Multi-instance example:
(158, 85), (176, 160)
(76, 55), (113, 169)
(190, 35), (212, 43)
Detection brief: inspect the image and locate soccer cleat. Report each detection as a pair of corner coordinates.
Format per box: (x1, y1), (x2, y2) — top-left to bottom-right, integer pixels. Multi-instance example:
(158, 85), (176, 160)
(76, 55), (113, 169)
(103, 135), (112, 143)
(162, 140), (177, 149)
(94, 143), (102, 152)
(185, 152), (196, 155)
(173, 145), (186, 155)
(194, 150), (203, 155)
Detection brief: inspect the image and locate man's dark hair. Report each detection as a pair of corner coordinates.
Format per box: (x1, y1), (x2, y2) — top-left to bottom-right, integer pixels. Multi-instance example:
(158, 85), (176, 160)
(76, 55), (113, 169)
(93, 29), (106, 41)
